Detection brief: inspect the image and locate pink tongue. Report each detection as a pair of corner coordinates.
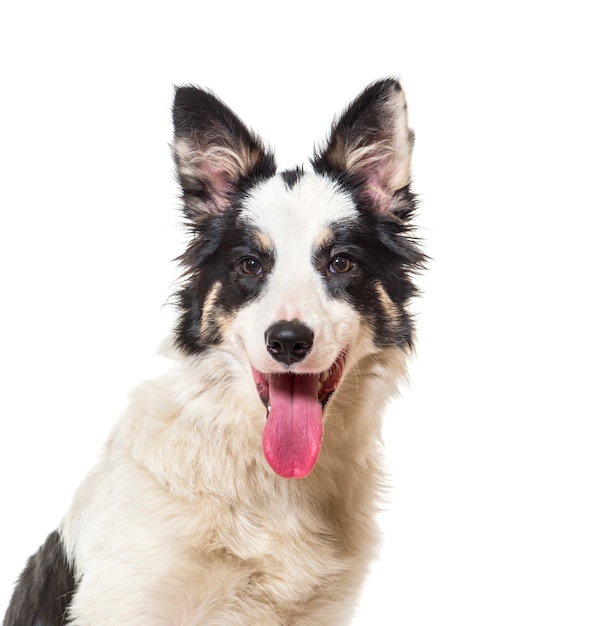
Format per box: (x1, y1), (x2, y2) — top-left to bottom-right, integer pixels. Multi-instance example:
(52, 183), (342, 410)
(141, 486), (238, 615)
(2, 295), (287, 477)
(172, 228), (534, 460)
(262, 373), (322, 479)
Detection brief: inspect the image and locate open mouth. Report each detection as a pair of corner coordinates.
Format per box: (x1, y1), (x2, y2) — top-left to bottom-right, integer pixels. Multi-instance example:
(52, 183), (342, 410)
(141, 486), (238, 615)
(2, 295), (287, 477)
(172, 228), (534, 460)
(252, 351), (346, 479)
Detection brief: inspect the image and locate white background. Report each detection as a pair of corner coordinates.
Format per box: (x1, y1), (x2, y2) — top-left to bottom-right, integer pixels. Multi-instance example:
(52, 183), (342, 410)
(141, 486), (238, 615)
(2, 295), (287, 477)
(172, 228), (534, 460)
(1, 1), (598, 624)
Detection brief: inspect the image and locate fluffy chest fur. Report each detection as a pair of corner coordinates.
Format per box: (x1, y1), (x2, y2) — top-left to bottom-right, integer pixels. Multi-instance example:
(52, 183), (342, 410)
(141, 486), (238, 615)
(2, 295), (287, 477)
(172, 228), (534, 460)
(60, 347), (404, 624)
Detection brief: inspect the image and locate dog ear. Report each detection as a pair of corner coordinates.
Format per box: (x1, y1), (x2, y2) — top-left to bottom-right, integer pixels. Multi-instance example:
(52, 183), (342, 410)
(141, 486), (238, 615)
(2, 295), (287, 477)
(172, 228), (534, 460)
(312, 79), (414, 212)
(172, 87), (276, 216)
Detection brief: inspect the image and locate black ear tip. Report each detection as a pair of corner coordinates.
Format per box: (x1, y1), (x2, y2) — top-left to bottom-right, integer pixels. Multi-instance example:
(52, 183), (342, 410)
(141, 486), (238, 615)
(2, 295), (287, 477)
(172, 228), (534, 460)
(173, 86), (198, 130)
(379, 77), (401, 88)
(173, 85), (209, 111)
(172, 85), (224, 134)
(368, 77), (403, 99)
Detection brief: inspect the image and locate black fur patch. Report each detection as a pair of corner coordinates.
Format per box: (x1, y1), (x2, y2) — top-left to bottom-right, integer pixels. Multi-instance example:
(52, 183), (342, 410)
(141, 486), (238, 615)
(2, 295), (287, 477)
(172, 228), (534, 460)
(280, 166), (305, 189)
(3, 531), (75, 626)
(175, 206), (275, 354)
(314, 192), (424, 349)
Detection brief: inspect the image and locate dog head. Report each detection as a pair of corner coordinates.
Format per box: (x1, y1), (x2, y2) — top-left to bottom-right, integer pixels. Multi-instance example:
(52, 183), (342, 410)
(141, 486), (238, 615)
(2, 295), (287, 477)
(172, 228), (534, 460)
(172, 79), (423, 478)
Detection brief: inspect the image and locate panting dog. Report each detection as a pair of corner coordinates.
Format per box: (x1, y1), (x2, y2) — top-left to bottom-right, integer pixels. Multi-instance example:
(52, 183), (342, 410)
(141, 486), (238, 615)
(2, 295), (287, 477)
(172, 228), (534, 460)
(4, 78), (424, 625)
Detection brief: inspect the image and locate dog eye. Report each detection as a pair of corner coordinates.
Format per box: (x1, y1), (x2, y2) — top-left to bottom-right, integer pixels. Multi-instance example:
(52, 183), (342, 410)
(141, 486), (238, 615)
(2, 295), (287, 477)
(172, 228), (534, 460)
(239, 257), (263, 276)
(329, 255), (353, 274)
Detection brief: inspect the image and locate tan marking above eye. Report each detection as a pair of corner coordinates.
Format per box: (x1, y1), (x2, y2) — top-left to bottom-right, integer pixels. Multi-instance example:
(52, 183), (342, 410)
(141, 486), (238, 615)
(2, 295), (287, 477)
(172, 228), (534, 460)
(253, 231), (273, 252)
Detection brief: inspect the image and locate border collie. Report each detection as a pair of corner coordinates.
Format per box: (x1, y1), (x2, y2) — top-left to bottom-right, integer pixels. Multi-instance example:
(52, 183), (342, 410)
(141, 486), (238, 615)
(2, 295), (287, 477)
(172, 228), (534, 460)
(4, 78), (424, 625)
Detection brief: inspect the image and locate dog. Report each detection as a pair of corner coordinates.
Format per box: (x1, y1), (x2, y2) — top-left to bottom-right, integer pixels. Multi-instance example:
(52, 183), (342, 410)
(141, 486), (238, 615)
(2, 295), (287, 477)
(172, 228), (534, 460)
(4, 78), (423, 625)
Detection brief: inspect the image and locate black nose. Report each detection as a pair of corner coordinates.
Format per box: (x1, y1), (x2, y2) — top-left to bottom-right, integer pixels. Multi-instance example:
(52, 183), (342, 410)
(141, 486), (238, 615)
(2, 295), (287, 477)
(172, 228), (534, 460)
(265, 321), (314, 366)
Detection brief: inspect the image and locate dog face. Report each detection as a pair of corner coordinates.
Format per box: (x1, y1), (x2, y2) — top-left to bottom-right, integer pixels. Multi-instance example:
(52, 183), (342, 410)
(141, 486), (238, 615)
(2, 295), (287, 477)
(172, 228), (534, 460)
(231, 173), (361, 374)
(172, 80), (423, 478)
